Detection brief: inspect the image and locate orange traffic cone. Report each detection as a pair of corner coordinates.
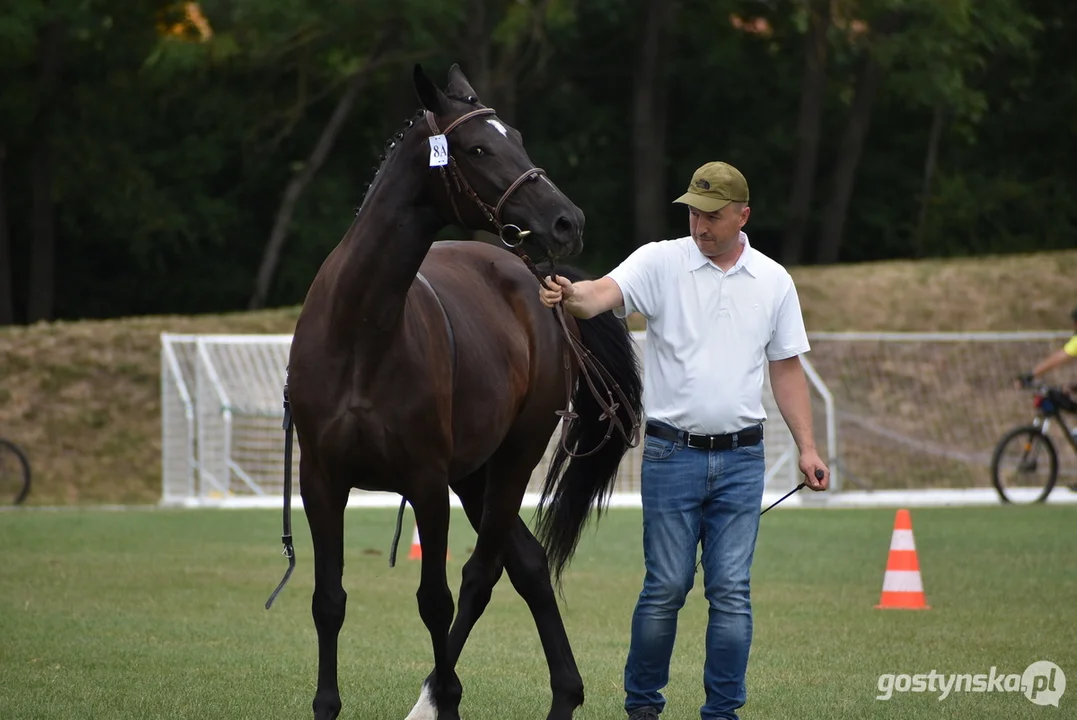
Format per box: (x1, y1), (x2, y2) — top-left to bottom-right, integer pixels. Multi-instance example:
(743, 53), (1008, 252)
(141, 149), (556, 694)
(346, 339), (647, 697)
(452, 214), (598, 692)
(408, 524), (423, 560)
(875, 508), (930, 610)
(407, 524), (449, 561)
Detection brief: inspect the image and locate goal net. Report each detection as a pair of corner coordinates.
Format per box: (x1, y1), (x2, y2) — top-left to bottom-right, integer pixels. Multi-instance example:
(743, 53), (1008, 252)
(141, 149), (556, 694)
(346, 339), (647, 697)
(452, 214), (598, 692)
(160, 331), (826, 507)
(161, 334), (292, 504)
(808, 331), (1077, 492)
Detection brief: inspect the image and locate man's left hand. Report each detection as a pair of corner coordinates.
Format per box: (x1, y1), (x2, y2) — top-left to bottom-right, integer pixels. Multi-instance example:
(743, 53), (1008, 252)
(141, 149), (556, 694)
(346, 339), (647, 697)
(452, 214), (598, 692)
(799, 451), (829, 491)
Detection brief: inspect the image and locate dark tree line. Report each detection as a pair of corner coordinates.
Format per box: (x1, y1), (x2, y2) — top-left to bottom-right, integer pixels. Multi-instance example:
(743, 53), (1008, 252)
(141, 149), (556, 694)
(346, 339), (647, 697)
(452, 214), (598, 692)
(1, 0), (1069, 325)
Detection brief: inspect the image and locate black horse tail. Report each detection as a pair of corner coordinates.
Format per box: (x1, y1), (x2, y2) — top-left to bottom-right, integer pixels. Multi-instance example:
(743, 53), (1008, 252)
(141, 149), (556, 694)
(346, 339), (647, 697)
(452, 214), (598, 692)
(533, 264), (644, 586)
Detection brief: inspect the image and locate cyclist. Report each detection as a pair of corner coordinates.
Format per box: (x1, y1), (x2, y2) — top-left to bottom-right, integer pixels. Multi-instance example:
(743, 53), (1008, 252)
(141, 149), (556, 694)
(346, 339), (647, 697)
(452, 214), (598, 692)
(1017, 305), (1077, 389)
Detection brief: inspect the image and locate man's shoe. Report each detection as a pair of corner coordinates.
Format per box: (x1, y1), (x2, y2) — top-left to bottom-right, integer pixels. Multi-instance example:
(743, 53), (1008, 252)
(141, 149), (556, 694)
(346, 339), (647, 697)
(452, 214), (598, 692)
(627, 706), (659, 720)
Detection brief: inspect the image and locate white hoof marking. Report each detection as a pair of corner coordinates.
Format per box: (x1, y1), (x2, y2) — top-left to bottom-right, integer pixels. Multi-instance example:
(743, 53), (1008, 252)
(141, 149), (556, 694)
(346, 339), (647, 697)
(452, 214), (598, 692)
(404, 683), (437, 720)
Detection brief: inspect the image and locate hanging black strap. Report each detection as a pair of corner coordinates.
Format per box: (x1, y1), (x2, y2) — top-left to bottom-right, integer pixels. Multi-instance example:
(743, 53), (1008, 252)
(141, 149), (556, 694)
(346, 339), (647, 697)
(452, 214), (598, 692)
(389, 497), (407, 568)
(265, 381), (297, 610)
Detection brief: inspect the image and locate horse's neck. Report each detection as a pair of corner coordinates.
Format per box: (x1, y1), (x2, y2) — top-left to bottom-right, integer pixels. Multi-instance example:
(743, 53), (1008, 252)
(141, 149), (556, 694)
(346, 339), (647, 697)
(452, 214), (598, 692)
(328, 143), (442, 339)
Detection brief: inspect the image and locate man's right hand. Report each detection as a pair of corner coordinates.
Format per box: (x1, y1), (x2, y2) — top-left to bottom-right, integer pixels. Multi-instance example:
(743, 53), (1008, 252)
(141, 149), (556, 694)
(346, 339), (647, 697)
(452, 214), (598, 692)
(540, 275), (573, 309)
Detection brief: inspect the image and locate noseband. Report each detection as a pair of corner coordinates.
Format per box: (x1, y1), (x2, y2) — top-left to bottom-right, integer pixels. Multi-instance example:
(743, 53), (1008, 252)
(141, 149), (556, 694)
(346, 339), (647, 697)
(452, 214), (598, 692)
(425, 108), (546, 247)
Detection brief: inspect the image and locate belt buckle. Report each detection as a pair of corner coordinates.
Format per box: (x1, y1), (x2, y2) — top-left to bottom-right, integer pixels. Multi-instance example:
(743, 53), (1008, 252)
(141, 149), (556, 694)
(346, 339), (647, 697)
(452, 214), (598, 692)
(690, 433), (716, 450)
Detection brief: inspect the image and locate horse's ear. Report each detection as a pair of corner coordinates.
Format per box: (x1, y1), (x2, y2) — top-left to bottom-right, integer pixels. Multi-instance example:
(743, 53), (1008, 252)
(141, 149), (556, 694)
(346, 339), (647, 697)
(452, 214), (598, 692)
(446, 63), (479, 103)
(414, 64), (449, 115)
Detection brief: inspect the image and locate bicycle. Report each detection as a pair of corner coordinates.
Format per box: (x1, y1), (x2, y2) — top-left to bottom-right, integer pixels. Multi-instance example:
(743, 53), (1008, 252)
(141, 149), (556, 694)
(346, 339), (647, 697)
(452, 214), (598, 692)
(990, 382), (1077, 504)
(0, 437), (31, 505)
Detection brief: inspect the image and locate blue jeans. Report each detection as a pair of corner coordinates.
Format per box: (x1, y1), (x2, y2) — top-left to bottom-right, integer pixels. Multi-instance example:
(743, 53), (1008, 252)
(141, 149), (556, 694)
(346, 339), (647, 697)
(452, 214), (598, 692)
(624, 423), (766, 720)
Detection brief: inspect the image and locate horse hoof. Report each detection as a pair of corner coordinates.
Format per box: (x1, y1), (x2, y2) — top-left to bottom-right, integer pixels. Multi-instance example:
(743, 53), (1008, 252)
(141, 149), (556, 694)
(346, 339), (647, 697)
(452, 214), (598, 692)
(313, 705), (341, 720)
(404, 682), (437, 720)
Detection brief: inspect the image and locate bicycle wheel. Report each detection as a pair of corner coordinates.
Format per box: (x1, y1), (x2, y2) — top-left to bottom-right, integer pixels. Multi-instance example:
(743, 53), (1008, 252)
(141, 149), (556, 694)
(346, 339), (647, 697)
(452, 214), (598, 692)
(0, 438), (31, 505)
(990, 426), (1057, 504)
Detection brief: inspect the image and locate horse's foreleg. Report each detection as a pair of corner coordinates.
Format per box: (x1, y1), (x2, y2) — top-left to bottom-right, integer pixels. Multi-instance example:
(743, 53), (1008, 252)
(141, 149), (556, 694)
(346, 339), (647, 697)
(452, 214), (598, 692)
(405, 486), (458, 720)
(412, 469), (526, 719)
(303, 467), (349, 720)
(504, 518), (585, 720)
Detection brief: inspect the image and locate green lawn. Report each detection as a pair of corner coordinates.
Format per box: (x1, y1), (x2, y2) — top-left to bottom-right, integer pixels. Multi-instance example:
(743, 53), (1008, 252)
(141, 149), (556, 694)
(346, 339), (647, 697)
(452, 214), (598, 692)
(1, 505), (1073, 719)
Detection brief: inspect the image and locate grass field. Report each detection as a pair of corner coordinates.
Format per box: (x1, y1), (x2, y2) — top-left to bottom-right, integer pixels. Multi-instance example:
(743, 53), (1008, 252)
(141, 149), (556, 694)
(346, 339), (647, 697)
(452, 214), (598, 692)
(2, 504), (1074, 719)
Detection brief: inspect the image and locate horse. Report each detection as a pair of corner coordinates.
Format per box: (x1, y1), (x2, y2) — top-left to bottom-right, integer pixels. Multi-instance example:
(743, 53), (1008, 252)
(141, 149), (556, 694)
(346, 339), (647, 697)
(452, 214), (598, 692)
(271, 63), (643, 720)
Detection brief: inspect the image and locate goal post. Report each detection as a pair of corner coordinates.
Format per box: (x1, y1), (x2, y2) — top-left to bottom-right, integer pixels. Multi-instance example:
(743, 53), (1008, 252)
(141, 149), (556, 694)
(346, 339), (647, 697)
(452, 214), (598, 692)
(808, 330), (1077, 493)
(161, 329), (1077, 509)
(160, 335), (196, 504)
(159, 331), (827, 507)
(161, 333), (295, 504)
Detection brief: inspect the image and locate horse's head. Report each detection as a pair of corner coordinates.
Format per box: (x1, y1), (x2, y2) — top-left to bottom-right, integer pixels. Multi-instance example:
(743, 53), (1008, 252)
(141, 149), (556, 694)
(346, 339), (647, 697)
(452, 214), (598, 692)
(414, 64), (585, 259)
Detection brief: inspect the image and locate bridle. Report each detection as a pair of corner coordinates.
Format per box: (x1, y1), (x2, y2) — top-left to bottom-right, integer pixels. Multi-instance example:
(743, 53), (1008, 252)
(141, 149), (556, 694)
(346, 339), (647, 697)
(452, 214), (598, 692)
(425, 106), (641, 460)
(424, 108), (546, 248)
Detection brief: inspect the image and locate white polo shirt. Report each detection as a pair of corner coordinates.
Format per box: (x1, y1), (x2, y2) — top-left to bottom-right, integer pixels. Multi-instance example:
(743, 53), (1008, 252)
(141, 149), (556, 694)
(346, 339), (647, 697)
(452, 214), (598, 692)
(607, 233), (810, 435)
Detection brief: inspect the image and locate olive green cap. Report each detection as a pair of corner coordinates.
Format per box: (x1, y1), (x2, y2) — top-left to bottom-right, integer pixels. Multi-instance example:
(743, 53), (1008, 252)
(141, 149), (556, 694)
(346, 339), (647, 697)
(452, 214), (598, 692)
(673, 162), (749, 213)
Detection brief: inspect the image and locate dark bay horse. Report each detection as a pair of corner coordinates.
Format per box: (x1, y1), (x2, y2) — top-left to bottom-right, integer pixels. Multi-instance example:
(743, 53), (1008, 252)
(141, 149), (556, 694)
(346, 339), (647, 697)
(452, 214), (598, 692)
(274, 64), (642, 720)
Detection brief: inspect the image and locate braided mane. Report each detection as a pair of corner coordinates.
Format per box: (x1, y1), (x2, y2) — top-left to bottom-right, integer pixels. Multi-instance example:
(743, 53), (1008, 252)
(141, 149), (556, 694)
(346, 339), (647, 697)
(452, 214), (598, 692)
(354, 95), (480, 215)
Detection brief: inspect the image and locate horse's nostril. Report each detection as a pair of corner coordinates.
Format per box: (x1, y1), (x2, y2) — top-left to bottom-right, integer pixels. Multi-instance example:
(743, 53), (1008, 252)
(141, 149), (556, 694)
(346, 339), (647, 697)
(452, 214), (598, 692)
(555, 216), (575, 235)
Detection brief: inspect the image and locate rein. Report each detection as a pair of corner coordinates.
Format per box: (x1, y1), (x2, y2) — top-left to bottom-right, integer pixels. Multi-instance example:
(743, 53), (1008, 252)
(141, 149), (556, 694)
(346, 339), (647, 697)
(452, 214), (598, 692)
(423, 106), (641, 460)
(509, 248), (641, 459)
(551, 297), (642, 458)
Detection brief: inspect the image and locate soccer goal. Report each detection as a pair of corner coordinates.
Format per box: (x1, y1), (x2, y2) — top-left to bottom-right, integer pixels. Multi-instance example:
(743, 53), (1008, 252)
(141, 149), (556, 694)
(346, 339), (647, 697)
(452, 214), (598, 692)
(160, 331), (831, 507)
(161, 334), (293, 505)
(807, 331), (1077, 499)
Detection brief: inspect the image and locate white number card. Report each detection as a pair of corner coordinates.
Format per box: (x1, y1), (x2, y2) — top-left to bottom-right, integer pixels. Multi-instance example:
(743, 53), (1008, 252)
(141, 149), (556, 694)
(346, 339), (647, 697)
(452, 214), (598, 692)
(429, 135), (449, 167)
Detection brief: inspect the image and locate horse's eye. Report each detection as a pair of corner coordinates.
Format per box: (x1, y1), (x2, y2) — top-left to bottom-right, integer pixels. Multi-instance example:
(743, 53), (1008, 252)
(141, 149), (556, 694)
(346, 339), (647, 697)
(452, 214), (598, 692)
(467, 147), (485, 157)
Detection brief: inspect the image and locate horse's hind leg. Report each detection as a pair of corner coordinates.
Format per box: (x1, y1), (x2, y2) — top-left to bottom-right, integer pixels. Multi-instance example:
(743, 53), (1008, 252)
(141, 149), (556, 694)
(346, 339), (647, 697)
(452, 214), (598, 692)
(503, 517), (585, 719)
(405, 482), (459, 720)
(302, 460), (350, 720)
(414, 460), (583, 720)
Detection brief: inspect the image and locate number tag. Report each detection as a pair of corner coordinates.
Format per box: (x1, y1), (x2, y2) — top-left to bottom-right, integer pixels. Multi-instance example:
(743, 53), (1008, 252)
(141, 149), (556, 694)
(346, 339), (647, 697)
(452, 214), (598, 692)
(429, 135), (449, 167)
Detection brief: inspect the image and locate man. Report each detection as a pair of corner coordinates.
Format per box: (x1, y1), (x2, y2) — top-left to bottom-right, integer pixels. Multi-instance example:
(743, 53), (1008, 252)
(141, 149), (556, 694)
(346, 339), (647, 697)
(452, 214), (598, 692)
(538, 161), (828, 720)
(1018, 305), (1077, 387)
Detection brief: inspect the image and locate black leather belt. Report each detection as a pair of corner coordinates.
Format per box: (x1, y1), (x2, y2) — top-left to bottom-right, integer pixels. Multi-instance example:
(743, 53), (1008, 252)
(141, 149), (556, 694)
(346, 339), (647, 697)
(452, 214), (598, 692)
(645, 421), (762, 451)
